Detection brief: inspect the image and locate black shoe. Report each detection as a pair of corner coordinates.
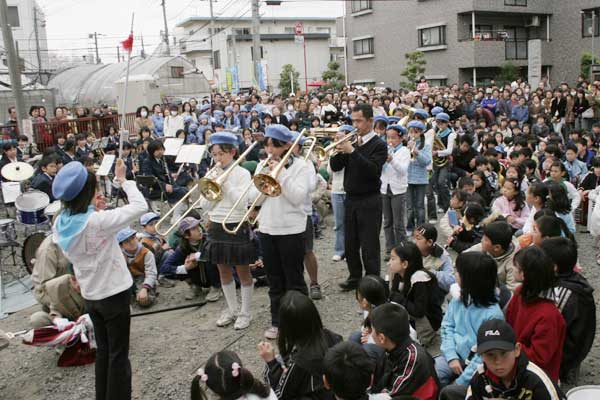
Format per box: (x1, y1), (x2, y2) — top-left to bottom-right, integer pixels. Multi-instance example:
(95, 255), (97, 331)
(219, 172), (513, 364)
(338, 279), (358, 291)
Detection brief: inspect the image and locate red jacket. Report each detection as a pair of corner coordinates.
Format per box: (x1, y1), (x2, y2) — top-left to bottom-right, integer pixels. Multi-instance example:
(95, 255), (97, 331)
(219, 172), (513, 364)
(505, 287), (566, 381)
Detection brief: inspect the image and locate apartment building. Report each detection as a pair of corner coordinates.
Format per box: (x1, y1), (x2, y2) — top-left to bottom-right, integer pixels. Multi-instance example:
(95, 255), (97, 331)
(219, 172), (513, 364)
(345, 0), (600, 88)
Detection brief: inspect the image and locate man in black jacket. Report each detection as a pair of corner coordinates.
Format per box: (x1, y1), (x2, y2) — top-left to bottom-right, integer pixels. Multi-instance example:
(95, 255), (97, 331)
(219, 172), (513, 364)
(330, 103), (387, 291)
(31, 156), (59, 202)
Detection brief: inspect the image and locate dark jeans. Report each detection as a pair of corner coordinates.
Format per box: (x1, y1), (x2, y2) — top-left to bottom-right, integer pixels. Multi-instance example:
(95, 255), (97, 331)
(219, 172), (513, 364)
(439, 384), (468, 400)
(179, 262), (221, 289)
(86, 290), (131, 400)
(432, 164), (451, 212)
(166, 185), (188, 204)
(349, 330), (385, 361)
(259, 232), (307, 327)
(381, 188), (407, 252)
(426, 180), (438, 220)
(344, 194), (382, 282)
(407, 184), (427, 231)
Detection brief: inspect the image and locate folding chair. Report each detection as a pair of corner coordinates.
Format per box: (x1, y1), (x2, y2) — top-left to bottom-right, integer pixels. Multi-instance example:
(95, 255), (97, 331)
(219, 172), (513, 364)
(135, 175), (170, 214)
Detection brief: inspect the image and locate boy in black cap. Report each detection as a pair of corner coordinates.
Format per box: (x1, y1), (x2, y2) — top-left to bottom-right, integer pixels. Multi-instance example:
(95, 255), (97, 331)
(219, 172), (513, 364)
(463, 319), (565, 400)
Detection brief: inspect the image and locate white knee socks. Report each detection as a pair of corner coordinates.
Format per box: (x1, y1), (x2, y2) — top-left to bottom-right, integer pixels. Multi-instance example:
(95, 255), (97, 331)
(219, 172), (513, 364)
(221, 281), (238, 314)
(240, 283), (253, 317)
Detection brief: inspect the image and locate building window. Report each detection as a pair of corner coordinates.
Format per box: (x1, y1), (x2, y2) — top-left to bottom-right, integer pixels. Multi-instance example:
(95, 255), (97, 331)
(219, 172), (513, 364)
(582, 9), (600, 37)
(284, 27), (295, 33)
(250, 46), (264, 59)
(351, 0), (371, 13)
(234, 28), (250, 35)
(504, 26), (528, 60)
(213, 50), (221, 69)
(353, 37), (374, 56)
(7, 6), (20, 27)
(171, 66), (184, 78)
(419, 26), (446, 47)
(316, 27), (331, 34)
(504, 0), (527, 5)
(208, 27), (224, 35)
(428, 79), (447, 87)
(469, 24), (494, 40)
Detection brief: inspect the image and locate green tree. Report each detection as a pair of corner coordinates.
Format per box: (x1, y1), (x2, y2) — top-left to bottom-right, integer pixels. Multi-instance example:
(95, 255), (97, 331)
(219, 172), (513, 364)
(279, 64), (300, 97)
(496, 61), (519, 84)
(399, 51), (426, 90)
(581, 52), (600, 79)
(322, 61), (345, 91)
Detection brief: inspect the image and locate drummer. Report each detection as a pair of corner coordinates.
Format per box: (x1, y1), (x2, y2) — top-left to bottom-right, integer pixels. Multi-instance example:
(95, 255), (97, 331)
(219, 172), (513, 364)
(31, 155), (59, 202)
(0, 142), (22, 182)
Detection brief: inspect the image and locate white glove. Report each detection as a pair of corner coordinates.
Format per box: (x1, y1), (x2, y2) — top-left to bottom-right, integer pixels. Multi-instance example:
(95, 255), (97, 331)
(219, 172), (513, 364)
(53, 317), (72, 331)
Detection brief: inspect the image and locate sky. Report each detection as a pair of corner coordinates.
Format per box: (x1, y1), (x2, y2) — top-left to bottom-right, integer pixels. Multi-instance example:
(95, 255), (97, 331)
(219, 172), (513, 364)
(36, 0), (344, 64)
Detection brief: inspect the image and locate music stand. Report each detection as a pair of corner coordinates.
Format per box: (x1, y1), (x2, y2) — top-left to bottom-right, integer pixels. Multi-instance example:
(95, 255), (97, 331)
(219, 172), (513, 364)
(0, 239), (30, 320)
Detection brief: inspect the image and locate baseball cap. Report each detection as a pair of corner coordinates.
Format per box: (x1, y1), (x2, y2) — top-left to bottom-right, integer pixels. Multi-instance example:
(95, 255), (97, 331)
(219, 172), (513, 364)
(476, 319), (517, 354)
(140, 212), (160, 226)
(179, 217), (201, 235)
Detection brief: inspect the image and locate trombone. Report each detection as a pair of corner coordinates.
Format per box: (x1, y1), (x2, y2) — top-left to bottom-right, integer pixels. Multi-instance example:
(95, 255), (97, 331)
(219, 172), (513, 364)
(301, 136), (319, 162)
(252, 128), (307, 198)
(221, 155), (272, 235)
(154, 141), (259, 236)
(313, 129), (357, 161)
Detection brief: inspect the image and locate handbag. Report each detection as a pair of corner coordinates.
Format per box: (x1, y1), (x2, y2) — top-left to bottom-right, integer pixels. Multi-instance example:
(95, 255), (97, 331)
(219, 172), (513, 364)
(582, 107), (594, 119)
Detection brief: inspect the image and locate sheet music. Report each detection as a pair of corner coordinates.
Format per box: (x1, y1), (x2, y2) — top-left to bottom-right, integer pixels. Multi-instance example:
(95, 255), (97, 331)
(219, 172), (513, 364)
(164, 138), (185, 156)
(175, 144), (207, 164)
(101, 137), (109, 148)
(96, 154), (116, 176)
(91, 139), (102, 151)
(1, 182), (21, 203)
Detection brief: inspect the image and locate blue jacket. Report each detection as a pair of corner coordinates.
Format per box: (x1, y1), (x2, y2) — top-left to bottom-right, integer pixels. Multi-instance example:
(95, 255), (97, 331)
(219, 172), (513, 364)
(511, 105), (529, 123)
(407, 142), (432, 185)
(440, 298), (505, 386)
(563, 159), (588, 182)
(152, 114), (164, 137)
(480, 97), (497, 114)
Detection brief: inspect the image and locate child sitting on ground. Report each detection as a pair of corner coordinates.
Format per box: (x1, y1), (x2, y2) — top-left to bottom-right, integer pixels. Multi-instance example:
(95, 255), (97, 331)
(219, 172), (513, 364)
(116, 227), (157, 307)
(138, 212), (174, 281)
(192, 350), (276, 400)
(438, 191), (469, 239)
(370, 303), (440, 400)
(413, 224), (455, 293)
(447, 202), (487, 253)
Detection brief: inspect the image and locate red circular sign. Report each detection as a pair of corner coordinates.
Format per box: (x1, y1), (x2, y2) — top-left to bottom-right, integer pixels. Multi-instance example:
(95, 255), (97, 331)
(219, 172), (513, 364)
(295, 22), (303, 35)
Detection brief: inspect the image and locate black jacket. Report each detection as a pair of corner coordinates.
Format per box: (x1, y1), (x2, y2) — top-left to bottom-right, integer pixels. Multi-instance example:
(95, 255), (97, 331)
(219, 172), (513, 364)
(466, 353), (565, 400)
(30, 172), (55, 202)
(372, 338), (440, 400)
(550, 97), (567, 119)
(141, 156), (171, 192)
(273, 114), (289, 127)
(330, 134), (387, 199)
(263, 329), (342, 400)
(555, 272), (596, 378)
(390, 271), (443, 332)
(452, 146), (478, 175)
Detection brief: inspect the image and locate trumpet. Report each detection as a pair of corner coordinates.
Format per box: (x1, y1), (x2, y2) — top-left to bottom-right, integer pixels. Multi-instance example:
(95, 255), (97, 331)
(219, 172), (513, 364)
(253, 128), (307, 197)
(313, 130), (358, 161)
(154, 141), (259, 236)
(221, 155), (272, 235)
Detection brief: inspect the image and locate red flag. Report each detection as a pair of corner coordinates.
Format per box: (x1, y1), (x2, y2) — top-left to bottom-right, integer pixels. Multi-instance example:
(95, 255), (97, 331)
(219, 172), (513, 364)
(121, 33), (134, 53)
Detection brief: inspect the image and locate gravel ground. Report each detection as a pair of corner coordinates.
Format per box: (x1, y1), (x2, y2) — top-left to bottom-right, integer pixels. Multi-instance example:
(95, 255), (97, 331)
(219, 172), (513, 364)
(0, 217), (598, 400)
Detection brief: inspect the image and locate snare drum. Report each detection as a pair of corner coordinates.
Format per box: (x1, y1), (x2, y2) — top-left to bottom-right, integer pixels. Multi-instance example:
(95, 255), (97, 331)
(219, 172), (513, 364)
(0, 219), (16, 243)
(567, 386), (600, 400)
(15, 190), (50, 226)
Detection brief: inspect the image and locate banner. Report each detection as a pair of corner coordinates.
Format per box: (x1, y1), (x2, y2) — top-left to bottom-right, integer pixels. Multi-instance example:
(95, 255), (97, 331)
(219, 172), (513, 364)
(231, 66), (240, 93)
(226, 69), (233, 92)
(259, 61), (269, 91)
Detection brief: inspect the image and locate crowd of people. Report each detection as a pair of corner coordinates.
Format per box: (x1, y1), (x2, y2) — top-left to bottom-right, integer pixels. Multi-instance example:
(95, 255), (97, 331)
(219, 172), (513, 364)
(2, 76), (600, 400)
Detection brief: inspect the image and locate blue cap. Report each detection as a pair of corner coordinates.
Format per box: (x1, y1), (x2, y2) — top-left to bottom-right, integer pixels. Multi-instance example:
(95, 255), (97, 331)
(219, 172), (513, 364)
(214, 121), (224, 128)
(140, 212), (160, 226)
(179, 217), (201, 235)
(431, 106), (444, 116)
(183, 115), (193, 123)
(387, 124), (407, 135)
(374, 115), (389, 124)
(188, 123), (198, 132)
(210, 132), (239, 146)
(388, 116), (401, 124)
(225, 106), (234, 113)
(199, 113), (210, 121)
(52, 161), (88, 201)
(265, 124), (293, 143)
(200, 104), (211, 112)
(407, 120), (426, 131)
(414, 109), (429, 119)
(213, 110), (224, 118)
(116, 227), (137, 244)
(436, 112), (450, 122)
(338, 124), (354, 133)
(290, 131), (306, 145)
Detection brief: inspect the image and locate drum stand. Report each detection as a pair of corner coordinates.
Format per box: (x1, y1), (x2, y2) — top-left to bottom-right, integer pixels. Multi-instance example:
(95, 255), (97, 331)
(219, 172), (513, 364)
(0, 240), (30, 319)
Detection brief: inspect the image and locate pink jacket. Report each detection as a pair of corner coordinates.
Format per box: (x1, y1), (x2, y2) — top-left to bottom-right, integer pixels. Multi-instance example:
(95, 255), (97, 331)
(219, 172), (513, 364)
(491, 196), (530, 229)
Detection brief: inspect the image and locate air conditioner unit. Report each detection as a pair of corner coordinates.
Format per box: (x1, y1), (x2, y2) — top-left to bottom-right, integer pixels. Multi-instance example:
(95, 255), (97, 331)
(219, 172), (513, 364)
(525, 16), (540, 27)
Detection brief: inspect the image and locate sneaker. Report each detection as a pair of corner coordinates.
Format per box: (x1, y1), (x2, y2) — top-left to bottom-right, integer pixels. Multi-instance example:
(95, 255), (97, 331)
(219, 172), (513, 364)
(185, 284), (205, 301)
(206, 287), (222, 302)
(264, 326), (279, 339)
(331, 255), (342, 262)
(234, 313), (251, 330)
(310, 284), (322, 300)
(216, 309), (236, 327)
(158, 276), (176, 288)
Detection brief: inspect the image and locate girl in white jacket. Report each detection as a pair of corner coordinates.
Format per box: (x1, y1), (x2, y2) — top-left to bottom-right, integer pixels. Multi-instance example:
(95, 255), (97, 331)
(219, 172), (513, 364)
(52, 159), (147, 400)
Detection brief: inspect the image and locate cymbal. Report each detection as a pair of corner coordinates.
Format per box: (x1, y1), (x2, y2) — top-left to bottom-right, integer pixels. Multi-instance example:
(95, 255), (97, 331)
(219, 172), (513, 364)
(1, 162), (34, 181)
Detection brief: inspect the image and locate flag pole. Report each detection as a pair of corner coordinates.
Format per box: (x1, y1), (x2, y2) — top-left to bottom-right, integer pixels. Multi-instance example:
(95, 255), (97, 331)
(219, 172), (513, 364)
(119, 13), (135, 160)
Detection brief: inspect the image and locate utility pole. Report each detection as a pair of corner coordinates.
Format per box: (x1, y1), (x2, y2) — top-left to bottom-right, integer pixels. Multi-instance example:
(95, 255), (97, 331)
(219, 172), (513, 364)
(161, 0), (171, 55)
(141, 34), (146, 58)
(251, 0), (261, 88)
(93, 32), (100, 64)
(592, 12), (596, 83)
(0, 0), (27, 135)
(33, 6), (43, 83)
(209, 0), (215, 82)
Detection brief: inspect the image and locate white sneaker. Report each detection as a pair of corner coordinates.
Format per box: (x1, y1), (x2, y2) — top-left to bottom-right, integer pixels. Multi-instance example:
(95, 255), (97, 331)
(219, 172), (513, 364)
(216, 309), (236, 327)
(206, 287), (222, 302)
(331, 255), (342, 262)
(234, 313), (251, 330)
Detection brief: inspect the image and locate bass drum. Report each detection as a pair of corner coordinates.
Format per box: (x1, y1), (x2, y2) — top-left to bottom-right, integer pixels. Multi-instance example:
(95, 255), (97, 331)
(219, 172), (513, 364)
(22, 231), (49, 275)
